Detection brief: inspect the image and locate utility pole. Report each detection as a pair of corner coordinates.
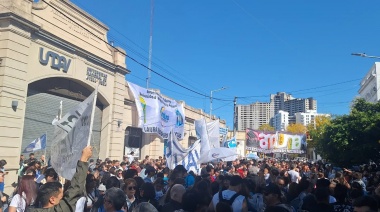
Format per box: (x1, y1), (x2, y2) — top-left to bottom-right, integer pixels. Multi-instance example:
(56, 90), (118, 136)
(146, 0), (154, 88)
(233, 97), (237, 137)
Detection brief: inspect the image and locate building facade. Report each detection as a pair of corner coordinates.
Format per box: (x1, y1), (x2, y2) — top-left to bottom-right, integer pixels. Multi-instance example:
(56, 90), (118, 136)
(270, 92), (294, 115)
(273, 110), (289, 131)
(284, 97), (317, 116)
(236, 92), (318, 131)
(0, 0), (225, 193)
(235, 102), (273, 130)
(294, 110), (330, 127)
(358, 62), (380, 103)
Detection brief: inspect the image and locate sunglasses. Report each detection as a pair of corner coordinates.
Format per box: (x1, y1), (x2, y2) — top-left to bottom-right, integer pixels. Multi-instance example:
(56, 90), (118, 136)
(128, 186), (137, 191)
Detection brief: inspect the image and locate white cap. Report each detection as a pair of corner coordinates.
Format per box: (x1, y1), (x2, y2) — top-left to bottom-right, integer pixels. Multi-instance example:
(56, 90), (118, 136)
(98, 184), (106, 191)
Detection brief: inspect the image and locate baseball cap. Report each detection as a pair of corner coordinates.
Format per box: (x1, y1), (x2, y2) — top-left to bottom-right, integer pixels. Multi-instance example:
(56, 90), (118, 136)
(98, 184), (106, 191)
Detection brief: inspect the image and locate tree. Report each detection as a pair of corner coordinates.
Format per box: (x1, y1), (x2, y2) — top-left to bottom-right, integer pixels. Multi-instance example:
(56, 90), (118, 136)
(287, 123), (307, 134)
(315, 99), (380, 166)
(258, 124), (275, 131)
(307, 116), (331, 149)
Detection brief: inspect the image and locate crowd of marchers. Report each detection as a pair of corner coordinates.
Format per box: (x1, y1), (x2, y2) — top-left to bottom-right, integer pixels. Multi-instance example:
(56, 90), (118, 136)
(0, 148), (380, 212)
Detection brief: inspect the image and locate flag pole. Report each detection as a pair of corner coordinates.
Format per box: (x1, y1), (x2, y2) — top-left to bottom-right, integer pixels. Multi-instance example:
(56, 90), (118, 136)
(171, 129), (174, 170)
(44, 132), (47, 166)
(87, 82), (99, 146)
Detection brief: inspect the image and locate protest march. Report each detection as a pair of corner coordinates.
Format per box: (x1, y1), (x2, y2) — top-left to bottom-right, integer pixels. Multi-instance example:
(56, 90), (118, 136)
(0, 82), (379, 212)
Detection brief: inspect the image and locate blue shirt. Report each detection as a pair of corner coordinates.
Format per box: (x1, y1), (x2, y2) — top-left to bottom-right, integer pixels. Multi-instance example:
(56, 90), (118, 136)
(144, 177), (153, 183)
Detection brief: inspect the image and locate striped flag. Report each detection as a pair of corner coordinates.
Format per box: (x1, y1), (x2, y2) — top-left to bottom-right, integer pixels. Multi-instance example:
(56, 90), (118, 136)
(23, 134), (46, 153)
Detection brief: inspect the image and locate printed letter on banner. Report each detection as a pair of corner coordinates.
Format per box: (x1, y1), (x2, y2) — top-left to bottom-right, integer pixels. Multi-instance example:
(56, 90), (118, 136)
(50, 91), (95, 180)
(127, 82), (185, 140)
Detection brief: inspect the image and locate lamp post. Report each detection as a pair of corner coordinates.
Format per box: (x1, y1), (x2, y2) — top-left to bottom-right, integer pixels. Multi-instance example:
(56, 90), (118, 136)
(210, 87), (227, 119)
(351, 53), (380, 59)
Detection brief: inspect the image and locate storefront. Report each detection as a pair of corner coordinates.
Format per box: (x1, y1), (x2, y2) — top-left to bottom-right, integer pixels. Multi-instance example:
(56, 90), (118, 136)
(0, 0), (226, 193)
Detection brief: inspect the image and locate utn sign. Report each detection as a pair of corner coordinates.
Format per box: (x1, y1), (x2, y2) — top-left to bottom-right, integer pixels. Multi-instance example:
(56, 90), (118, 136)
(39, 47), (71, 73)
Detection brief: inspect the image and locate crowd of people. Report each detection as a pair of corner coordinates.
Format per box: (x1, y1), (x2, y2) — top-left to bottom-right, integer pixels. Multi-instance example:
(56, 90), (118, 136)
(1, 148), (380, 212)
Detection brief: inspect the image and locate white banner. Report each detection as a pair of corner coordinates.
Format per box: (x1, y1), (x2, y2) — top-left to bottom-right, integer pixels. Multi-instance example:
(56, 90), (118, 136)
(128, 82), (185, 140)
(207, 120), (220, 148)
(50, 90), (96, 180)
(198, 147), (238, 164)
(165, 130), (200, 174)
(195, 118), (210, 155)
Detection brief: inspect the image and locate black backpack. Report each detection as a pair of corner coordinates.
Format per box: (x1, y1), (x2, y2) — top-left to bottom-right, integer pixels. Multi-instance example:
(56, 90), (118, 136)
(218, 190), (240, 206)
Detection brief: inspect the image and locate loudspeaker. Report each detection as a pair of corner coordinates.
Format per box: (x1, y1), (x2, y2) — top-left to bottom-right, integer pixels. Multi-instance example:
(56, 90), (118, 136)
(128, 136), (140, 148)
(124, 127), (142, 148)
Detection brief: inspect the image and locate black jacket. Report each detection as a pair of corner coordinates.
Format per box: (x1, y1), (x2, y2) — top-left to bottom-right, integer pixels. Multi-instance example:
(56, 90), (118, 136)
(159, 200), (182, 212)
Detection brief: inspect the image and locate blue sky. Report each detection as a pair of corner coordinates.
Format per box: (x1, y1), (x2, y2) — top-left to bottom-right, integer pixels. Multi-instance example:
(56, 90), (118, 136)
(71, 0), (380, 129)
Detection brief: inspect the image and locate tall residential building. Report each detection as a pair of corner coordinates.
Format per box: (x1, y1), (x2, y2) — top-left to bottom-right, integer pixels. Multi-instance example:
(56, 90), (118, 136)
(358, 62), (380, 103)
(270, 92), (294, 114)
(284, 97), (317, 116)
(295, 110), (330, 127)
(273, 110), (289, 131)
(235, 92), (318, 130)
(236, 102), (273, 130)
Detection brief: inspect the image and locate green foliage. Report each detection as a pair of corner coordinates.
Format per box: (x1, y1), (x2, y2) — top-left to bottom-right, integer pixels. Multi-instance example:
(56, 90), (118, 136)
(287, 123), (307, 134)
(258, 124), (275, 132)
(307, 116), (331, 149)
(315, 99), (380, 166)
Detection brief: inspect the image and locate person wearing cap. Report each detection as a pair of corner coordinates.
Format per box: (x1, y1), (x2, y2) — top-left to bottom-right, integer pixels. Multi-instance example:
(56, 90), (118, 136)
(98, 184), (106, 195)
(209, 175), (248, 212)
(264, 184), (293, 212)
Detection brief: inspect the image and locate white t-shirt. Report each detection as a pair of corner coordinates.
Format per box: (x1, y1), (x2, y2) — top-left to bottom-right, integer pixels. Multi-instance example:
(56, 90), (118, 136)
(10, 194), (26, 212)
(75, 197), (86, 212)
(288, 169), (300, 183)
(212, 190), (245, 212)
(128, 155), (135, 163)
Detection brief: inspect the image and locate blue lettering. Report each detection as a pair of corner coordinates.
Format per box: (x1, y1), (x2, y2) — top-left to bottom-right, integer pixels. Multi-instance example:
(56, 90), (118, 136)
(39, 47), (71, 73)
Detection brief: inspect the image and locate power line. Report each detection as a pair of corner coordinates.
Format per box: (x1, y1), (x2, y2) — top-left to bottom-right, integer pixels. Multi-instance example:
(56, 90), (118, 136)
(128, 74), (209, 100)
(2, 1), (365, 107)
(41, 0), (232, 102)
(237, 78), (361, 98)
(69, 1), (210, 95)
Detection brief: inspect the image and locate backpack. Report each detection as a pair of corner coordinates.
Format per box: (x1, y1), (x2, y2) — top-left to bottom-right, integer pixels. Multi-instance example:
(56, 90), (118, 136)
(250, 193), (265, 212)
(290, 196), (302, 212)
(218, 190), (240, 206)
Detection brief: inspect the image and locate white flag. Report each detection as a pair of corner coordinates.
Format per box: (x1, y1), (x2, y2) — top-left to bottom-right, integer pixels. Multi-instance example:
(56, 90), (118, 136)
(52, 100), (63, 125)
(206, 119), (220, 148)
(50, 90), (96, 180)
(165, 130), (200, 173)
(195, 118), (210, 155)
(23, 134), (47, 153)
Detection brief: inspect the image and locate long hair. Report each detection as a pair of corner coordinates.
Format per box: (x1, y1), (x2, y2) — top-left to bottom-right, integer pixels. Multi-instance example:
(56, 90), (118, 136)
(18, 175), (37, 206)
